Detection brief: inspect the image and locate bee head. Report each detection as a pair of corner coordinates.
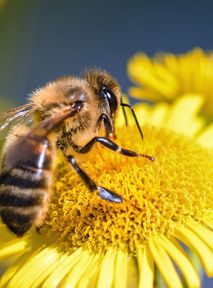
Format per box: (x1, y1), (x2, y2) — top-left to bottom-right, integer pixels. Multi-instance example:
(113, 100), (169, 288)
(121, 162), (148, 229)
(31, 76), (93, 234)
(83, 69), (121, 138)
(30, 69), (121, 142)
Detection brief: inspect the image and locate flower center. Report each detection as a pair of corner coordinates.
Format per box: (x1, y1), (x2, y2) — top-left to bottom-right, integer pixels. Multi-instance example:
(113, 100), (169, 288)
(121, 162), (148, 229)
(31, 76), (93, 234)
(41, 126), (213, 254)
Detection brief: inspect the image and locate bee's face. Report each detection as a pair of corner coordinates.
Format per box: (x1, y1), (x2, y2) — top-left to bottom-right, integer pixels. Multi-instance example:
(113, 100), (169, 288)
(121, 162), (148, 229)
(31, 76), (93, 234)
(31, 69), (121, 140)
(83, 69), (121, 138)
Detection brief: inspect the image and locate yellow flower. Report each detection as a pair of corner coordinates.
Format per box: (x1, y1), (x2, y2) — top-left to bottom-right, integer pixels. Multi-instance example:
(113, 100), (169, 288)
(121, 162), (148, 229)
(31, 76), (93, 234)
(128, 48), (213, 119)
(0, 95), (213, 288)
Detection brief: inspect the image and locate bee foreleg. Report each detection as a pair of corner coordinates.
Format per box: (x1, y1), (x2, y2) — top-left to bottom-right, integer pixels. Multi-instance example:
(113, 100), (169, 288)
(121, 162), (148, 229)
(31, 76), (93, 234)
(74, 137), (155, 161)
(66, 155), (123, 203)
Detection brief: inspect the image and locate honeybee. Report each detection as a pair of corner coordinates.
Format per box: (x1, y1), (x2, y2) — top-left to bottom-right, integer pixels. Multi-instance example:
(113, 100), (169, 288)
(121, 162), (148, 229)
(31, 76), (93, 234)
(0, 69), (154, 236)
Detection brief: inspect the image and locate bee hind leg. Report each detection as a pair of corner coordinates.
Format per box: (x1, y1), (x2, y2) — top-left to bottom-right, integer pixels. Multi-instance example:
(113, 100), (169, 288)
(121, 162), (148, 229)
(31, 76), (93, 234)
(66, 155), (123, 203)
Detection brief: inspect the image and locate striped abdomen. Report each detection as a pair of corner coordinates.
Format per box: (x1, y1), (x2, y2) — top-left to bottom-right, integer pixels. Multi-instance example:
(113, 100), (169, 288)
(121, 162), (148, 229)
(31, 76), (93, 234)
(0, 134), (54, 236)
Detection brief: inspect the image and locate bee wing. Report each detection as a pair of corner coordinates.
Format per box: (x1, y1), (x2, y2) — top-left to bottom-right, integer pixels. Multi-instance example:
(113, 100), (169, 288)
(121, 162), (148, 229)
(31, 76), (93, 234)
(0, 104), (33, 133)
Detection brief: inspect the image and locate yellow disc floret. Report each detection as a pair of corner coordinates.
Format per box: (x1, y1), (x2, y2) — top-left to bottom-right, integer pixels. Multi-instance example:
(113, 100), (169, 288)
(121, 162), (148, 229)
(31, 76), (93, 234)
(41, 126), (213, 254)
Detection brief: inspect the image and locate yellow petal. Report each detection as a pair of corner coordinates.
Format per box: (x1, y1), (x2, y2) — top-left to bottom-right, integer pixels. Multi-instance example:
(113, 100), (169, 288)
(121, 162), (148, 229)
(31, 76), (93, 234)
(113, 250), (128, 288)
(0, 251), (32, 288)
(128, 87), (163, 102)
(175, 225), (213, 276)
(137, 245), (154, 288)
(42, 248), (83, 288)
(149, 102), (169, 127)
(30, 248), (62, 288)
(163, 53), (179, 75)
(182, 117), (205, 137)
(127, 256), (138, 288)
(7, 245), (58, 288)
(202, 218), (213, 230)
(186, 221), (213, 250)
(158, 236), (200, 288)
(134, 103), (152, 126)
(61, 250), (95, 288)
(128, 48), (213, 118)
(0, 238), (28, 261)
(128, 53), (177, 99)
(164, 94), (204, 135)
(76, 253), (102, 288)
(197, 123), (213, 148)
(97, 247), (116, 288)
(149, 239), (183, 288)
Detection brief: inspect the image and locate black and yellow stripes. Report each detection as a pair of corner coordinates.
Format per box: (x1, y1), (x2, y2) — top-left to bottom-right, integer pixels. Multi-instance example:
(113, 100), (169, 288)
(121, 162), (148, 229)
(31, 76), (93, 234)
(0, 137), (53, 236)
(0, 166), (50, 236)
(0, 171), (47, 190)
(0, 206), (40, 236)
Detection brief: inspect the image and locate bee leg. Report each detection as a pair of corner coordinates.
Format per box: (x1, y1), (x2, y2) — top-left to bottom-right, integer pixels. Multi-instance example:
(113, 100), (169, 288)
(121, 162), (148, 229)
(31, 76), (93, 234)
(67, 155), (123, 203)
(74, 137), (155, 161)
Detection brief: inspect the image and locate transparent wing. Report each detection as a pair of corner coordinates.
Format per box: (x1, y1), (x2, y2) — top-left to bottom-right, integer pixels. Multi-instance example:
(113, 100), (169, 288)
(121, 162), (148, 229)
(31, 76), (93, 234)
(0, 103), (33, 133)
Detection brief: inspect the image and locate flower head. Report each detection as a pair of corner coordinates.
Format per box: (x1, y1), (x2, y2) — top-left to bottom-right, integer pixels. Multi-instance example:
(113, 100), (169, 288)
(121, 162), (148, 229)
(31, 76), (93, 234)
(128, 48), (213, 119)
(0, 96), (213, 288)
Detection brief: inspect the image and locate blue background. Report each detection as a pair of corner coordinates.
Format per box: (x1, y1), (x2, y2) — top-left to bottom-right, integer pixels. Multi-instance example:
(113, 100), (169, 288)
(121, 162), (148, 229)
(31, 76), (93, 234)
(0, 1), (212, 286)
(0, 0), (213, 104)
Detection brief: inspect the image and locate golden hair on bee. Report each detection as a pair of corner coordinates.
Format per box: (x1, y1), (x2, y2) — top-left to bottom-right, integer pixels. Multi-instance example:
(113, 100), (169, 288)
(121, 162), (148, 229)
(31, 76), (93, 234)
(83, 69), (121, 98)
(0, 69), (154, 236)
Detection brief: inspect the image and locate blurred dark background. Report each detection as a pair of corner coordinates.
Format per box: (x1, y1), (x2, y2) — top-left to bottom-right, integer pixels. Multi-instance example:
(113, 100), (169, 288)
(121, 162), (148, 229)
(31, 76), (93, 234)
(0, 1), (212, 286)
(0, 0), (213, 107)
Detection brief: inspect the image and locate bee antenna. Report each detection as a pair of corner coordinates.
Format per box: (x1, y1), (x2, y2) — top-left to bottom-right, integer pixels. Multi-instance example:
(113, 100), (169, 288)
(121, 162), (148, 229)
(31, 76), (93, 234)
(120, 102), (144, 141)
(121, 98), (128, 126)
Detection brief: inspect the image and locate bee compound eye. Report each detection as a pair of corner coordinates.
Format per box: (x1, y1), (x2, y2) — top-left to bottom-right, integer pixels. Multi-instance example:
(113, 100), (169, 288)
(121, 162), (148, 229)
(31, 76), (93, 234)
(101, 87), (118, 115)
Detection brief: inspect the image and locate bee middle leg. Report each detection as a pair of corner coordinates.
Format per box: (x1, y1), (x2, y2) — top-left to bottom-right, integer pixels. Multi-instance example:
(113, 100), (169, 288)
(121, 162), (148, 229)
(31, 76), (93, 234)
(66, 155), (123, 203)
